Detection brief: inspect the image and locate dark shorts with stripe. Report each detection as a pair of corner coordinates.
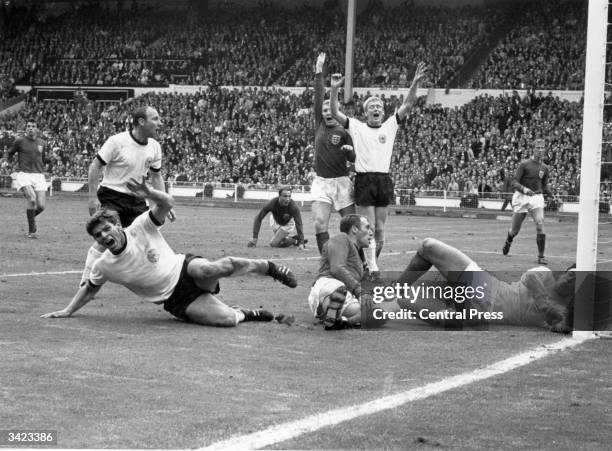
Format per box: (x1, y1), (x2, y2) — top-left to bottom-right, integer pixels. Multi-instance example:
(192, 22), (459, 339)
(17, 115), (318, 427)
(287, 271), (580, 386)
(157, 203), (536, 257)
(354, 172), (395, 207)
(98, 186), (148, 227)
(163, 254), (221, 322)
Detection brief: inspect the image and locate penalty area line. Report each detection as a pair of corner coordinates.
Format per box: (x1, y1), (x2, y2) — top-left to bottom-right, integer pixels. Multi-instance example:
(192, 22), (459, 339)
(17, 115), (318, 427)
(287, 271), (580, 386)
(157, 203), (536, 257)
(199, 335), (595, 451)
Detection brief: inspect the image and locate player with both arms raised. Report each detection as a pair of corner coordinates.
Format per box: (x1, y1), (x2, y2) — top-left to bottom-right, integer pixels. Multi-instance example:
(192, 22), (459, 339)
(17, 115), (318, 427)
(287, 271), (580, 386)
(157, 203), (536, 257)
(311, 52), (356, 254)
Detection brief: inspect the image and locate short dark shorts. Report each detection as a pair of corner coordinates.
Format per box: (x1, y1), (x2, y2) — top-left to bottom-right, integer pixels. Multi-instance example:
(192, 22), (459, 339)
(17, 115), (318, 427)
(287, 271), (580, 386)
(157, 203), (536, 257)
(98, 186), (148, 227)
(163, 254), (221, 322)
(354, 172), (395, 207)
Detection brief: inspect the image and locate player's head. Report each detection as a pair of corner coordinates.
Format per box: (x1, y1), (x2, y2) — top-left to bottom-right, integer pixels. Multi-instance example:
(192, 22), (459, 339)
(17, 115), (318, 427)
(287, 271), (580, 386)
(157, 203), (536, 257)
(132, 106), (162, 139)
(25, 121), (37, 139)
(321, 99), (339, 127)
(340, 214), (372, 248)
(552, 264), (577, 298)
(278, 187), (292, 206)
(532, 138), (546, 161)
(86, 209), (125, 253)
(363, 96), (384, 127)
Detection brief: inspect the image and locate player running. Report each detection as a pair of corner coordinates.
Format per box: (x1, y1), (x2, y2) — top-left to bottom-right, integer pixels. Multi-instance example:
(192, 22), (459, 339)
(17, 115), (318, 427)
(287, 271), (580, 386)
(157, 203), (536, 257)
(311, 52), (356, 254)
(501, 138), (551, 264)
(6, 121), (47, 238)
(42, 178), (297, 327)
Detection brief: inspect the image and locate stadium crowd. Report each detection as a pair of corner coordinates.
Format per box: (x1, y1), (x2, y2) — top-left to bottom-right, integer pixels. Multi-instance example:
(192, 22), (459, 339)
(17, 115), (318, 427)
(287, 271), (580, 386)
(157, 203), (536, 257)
(1, 86), (587, 200)
(0, 0), (587, 100)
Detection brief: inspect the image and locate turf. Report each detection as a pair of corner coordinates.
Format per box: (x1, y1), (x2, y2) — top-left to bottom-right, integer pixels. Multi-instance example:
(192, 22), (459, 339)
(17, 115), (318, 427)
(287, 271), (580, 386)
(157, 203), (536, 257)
(1, 195), (610, 449)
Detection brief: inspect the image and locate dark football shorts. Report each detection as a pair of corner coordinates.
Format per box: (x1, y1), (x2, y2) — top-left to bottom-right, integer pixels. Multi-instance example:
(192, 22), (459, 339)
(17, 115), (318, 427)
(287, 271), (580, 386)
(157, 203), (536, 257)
(98, 186), (148, 227)
(354, 172), (395, 207)
(163, 254), (221, 322)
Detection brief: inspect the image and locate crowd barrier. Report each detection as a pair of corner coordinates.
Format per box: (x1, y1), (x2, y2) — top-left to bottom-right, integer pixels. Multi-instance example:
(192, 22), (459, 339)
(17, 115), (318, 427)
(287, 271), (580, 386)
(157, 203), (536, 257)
(0, 175), (598, 214)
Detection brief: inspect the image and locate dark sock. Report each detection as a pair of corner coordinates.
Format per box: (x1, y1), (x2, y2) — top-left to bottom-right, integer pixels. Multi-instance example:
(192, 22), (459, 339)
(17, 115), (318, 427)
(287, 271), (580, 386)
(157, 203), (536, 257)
(26, 209), (36, 233)
(35, 207), (44, 216)
(316, 232), (330, 254)
(376, 240), (384, 258)
(537, 233), (546, 257)
(506, 231), (515, 243)
(396, 252), (432, 285)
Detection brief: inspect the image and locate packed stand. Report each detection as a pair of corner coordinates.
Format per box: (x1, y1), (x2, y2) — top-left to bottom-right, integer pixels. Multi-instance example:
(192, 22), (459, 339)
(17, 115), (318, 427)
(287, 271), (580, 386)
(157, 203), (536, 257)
(469, 0), (586, 90)
(1, 87), (583, 204)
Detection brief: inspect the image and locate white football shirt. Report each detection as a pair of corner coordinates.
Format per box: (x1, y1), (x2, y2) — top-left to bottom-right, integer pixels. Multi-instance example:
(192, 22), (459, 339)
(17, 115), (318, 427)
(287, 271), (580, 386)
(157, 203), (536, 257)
(346, 114), (399, 173)
(90, 212), (184, 303)
(98, 131), (162, 194)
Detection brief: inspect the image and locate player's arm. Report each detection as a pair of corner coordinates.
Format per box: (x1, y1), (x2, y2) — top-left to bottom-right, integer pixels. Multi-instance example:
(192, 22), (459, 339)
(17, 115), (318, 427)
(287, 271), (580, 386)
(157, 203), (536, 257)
(329, 74), (348, 127)
(149, 169), (176, 222)
(327, 241), (361, 297)
(511, 164), (532, 195)
(126, 177), (174, 224)
(397, 62), (427, 121)
(290, 202), (306, 250)
(314, 52), (325, 125)
(541, 168), (552, 197)
(249, 200), (273, 247)
(41, 282), (101, 318)
(87, 157), (105, 215)
(342, 135), (355, 162)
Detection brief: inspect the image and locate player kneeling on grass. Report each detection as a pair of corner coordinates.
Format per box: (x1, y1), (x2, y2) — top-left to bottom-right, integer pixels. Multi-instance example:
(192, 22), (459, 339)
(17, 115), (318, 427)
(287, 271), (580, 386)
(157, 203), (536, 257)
(42, 178), (297, 327)
(308, 214), (373, 330)
(395, 237), (575, 332)
(247, 187), (307, 250)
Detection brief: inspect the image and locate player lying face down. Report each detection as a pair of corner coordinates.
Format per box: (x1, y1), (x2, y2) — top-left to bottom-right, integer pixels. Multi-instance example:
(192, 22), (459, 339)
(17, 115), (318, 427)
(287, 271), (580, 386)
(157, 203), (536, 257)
(393, 238), (575, 332)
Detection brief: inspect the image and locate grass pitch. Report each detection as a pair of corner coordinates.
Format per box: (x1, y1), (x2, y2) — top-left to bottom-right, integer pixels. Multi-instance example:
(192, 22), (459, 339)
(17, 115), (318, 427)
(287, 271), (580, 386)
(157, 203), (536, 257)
(1, 195), (610, 449)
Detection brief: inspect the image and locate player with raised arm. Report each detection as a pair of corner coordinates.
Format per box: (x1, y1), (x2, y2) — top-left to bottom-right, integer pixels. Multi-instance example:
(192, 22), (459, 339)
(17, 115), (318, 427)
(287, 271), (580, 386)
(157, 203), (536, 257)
(248, 187), (306, 249)
(80, 106), (176, 286)
(395, 237), (575, 332)
(42, 178), (297, 327)
(501, 138), (551, 264)
(329, 62), (427, 276)
(311, 52), (356, 254)
(308, 214), (372, 330)
(6, 121), (47, 238)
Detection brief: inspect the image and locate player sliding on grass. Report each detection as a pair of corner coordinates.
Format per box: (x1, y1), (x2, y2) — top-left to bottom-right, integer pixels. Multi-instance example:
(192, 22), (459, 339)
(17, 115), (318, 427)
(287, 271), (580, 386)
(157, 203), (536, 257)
(42, 178), (298, 327)
(395, 237), (575, 332)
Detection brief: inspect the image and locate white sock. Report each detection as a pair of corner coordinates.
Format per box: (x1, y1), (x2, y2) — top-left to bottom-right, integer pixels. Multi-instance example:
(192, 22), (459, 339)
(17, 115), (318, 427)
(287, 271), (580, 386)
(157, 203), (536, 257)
(80, 246), (103, 286)
(364, 240), (379, 272)
(232, 308), (245, 324)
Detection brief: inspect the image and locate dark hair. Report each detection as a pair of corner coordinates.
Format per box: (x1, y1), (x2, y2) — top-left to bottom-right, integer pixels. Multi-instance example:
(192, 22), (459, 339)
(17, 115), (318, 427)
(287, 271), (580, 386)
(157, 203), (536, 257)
(278, 186), (292, 196)
(131, 106), (150, 128)
(339, 214), (363, 234)
(86, 209), (121, 236)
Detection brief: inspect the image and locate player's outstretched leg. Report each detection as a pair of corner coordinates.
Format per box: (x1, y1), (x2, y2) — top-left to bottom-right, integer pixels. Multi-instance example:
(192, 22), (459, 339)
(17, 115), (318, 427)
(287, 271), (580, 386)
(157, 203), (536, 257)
(267, 261), (297, 288)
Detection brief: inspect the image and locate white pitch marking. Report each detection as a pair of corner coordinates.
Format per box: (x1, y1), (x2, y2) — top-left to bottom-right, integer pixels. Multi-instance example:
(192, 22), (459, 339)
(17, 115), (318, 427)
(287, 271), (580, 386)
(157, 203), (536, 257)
(199, 335), (594, 451)
(1, 270), (81, 278)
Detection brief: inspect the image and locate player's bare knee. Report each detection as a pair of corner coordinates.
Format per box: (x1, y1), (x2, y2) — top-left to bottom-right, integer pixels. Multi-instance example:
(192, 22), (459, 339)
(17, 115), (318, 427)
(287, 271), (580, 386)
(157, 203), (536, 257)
(313, 216), (327, 233)
(535, 222), (544, 233)
(419, 237), (438, 256)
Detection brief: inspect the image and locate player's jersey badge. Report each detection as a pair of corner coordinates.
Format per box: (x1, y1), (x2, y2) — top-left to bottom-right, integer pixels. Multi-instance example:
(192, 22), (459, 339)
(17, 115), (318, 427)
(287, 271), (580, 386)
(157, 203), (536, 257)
(330, 134), (341, 145)
(378, 135), (387, 144)
(145, 157), (153, 168)
(146, 249), (160, 263)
